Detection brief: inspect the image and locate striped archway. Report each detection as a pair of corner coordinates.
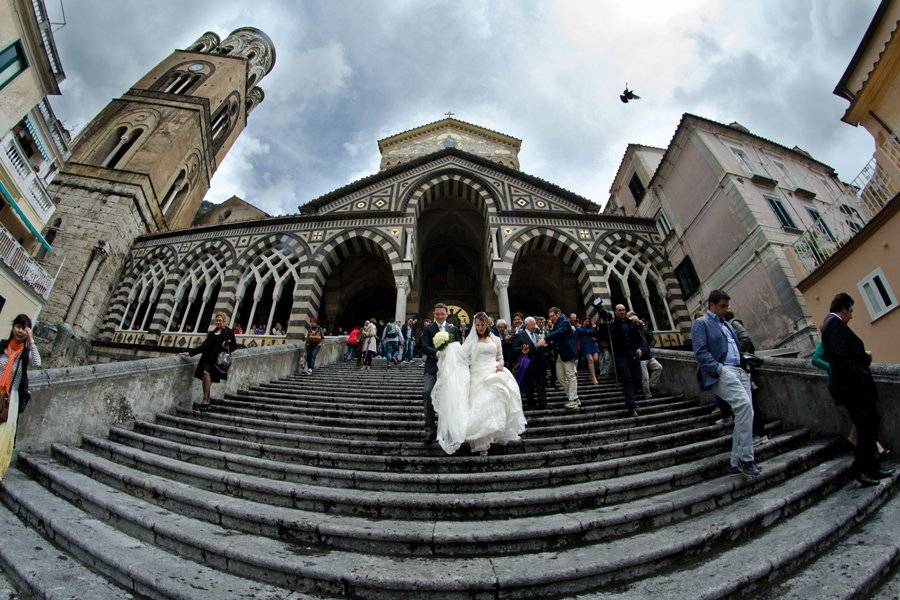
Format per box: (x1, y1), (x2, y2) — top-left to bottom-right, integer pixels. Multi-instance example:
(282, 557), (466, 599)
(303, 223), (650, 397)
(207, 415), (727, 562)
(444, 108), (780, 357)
(149, 239), (236, 336)
(592, 231), (690, 335)
(400, 169), (500, 224)
(292, 229), (402, 336)
(501, 228), (605, 317)
(104, 244), (178, 336)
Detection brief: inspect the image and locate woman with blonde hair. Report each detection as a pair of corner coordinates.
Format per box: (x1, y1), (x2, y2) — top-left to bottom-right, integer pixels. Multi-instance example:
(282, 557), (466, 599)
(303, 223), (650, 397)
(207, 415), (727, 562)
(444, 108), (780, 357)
(431, 311), (527, 456)
(0, 314), (41, 479)
(180, 312), (236, 410)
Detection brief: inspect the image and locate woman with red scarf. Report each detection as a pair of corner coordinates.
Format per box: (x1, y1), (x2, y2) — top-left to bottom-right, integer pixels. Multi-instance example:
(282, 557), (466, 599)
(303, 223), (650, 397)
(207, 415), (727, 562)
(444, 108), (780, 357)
(0, 314), (41, 479)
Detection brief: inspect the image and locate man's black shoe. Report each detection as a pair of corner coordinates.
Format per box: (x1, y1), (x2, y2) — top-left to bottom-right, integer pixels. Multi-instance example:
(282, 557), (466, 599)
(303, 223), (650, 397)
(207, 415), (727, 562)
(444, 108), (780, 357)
(856, 473), (881, 487)
(628, 408), (640, 418)
(869, 467), (895, 479)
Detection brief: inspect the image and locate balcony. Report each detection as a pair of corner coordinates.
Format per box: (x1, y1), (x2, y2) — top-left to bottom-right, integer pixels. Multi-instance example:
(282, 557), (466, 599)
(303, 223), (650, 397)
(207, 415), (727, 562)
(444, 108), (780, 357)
(791, 136), (899, 277)
(1, 132), (56, 224)
(0, 226), (54, 300)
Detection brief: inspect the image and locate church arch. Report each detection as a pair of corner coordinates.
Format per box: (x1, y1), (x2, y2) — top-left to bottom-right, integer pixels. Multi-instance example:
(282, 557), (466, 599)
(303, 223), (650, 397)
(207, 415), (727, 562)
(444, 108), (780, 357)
(593, 232), (685, 332)
(157, 240), (235, 334)
(231, 234), (306, 335)
(300, 230), (399, 332)
(114, 245), (178, 332)
(400, 169), (500, 224)
(503, 229), (602, 318)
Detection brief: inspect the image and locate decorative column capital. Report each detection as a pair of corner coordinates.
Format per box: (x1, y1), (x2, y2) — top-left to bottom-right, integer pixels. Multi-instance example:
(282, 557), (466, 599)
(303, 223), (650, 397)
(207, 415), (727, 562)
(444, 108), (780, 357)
(493, 274), (510, 290)
(394, 276), (410, 291)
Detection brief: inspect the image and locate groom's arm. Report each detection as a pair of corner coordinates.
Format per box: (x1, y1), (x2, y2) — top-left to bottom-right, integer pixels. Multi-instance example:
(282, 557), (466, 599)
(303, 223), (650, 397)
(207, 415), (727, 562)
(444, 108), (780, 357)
(421, 327), (437, 359)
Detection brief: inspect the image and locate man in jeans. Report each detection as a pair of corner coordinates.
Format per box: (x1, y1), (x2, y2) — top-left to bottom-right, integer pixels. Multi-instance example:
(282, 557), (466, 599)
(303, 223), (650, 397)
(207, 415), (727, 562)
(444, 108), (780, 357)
(381, 320), (404, 368)
(692, 289), (761, 478)
(543, 307), (579, 409)
(400, 317), (416, 363)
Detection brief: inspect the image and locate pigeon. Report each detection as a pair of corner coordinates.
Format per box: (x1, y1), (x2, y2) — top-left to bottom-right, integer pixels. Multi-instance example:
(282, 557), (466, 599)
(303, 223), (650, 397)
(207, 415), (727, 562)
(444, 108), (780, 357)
(620, 84), (641, 103)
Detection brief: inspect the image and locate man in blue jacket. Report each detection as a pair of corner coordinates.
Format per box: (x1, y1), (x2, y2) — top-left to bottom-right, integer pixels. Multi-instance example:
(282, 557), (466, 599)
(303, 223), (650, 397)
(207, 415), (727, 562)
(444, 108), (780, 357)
(692, 289), (761, 479)
(544, 307), (580, 409)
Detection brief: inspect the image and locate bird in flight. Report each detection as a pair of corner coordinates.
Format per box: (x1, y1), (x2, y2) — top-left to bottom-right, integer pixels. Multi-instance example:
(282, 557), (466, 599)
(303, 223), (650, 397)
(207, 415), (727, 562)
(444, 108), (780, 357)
(620, 84), (641, 103)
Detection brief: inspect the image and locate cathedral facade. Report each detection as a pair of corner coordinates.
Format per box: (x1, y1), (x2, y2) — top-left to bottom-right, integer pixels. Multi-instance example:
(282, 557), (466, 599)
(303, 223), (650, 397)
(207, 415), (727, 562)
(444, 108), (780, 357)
(36, 30), (690, 363)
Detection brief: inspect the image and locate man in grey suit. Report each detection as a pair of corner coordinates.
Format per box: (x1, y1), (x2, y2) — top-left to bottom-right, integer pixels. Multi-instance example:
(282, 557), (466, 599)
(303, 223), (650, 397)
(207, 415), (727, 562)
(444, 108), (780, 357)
(692, 289), (761, 479)
(419, 303), (460, 444)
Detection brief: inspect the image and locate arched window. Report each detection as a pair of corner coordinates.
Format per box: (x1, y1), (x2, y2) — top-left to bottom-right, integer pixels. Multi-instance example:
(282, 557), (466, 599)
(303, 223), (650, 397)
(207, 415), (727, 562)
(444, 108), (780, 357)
(210, 94), (240, 150)
(603, 245), (674, 331)
(119, 256), (169, 332)
(101, 126), (144, 169)
(161, 169), (189, 214)
(166, 252), (227, 333)
(233, 245), (301, 334)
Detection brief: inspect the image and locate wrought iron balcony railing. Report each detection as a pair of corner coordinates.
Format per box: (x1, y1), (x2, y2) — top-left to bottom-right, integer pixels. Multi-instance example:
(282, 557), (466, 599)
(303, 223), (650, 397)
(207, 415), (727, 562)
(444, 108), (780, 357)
(0, 226), (54, 300)
(792, 135), (898, 277)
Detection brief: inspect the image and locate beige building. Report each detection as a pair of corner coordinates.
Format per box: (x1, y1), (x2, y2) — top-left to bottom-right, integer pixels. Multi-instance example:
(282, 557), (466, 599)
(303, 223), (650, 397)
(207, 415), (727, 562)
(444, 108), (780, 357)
(193, 194), (270, 227)
(607, 114), (857, 354)
(0, 0), (69, 324)
(792, 0), (899, 363)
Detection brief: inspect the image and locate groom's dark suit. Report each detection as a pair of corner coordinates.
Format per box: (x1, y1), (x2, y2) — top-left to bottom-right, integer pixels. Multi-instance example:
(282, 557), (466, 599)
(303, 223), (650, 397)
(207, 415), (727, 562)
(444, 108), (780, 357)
(420, 319), (460, 442)
(512, 328), (547, 410)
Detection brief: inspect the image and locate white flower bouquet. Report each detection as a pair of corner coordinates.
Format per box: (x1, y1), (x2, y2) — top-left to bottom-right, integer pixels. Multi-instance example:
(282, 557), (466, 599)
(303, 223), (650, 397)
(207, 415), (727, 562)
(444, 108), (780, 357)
(433, 330), (453, 351)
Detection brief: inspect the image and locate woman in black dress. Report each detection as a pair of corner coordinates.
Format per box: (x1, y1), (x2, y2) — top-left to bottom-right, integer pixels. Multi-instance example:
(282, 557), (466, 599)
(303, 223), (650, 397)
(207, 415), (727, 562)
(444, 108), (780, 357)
(179, 312), (237, 409)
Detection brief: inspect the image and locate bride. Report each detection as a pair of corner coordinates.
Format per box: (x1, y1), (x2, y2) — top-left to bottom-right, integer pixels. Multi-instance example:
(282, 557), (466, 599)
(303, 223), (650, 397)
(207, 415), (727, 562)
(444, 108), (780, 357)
(431, 312), (527, 455)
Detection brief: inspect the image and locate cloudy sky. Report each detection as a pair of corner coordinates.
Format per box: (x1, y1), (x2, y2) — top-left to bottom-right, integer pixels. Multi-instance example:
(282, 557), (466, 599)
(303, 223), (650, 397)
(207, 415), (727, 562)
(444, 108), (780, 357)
(46, 0), (878, 215)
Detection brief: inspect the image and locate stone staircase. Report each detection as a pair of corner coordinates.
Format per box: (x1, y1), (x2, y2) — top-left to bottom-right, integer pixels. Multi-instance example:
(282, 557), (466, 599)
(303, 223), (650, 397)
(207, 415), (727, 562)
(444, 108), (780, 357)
(0, 358), (897, 599)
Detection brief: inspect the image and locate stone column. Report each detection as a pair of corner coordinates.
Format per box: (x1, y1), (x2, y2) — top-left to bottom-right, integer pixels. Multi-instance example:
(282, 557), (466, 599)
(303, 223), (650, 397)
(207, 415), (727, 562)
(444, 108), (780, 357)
(494, 274), (511, 325)
(394, 276), (410, 322)
(65, 241), (111, 326)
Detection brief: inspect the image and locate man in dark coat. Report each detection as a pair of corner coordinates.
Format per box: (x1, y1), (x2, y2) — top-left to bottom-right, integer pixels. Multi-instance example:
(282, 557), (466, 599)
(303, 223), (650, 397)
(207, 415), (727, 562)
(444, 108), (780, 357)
(822, 292), (893, 486)
(419, 303), (460, 444)
(609, 304), (644, 417)
(511, 316), (547, 410)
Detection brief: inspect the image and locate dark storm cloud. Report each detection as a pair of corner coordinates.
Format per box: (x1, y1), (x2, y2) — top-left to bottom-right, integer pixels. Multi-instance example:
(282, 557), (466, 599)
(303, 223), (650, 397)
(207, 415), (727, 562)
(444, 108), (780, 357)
(47, 1), (879, 215)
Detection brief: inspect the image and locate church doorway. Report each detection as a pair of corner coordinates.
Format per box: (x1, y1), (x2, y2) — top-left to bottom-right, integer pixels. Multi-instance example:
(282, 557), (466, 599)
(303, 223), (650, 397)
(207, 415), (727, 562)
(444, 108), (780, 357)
(417, 193), (490, 321)
(317, 239), (395, 333)
(508, 239), (587, 319)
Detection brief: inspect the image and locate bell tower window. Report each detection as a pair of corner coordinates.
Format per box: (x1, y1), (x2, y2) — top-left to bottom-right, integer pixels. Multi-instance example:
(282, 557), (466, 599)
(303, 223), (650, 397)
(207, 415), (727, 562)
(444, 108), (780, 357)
(161, 169), (189, 214)
(101, 126), (144, 169)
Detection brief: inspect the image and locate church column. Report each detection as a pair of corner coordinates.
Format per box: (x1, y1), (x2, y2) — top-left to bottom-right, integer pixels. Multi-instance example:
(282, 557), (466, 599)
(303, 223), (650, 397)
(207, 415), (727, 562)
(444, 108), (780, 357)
(65, 241), (111, 326)
(494, 274), (511, 325)
(394, 276), (410, 323)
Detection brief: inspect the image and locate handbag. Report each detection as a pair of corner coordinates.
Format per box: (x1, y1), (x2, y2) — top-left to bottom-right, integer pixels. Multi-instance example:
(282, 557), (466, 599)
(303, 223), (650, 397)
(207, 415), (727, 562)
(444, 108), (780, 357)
(0, 358), (22, 424)
(307, 330), (322, 345)
(214, 338), (233, 374)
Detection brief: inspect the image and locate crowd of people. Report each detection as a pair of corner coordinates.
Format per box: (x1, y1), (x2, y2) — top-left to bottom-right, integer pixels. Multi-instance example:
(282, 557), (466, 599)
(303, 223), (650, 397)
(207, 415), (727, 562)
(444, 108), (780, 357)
(231, 322), (288, 336)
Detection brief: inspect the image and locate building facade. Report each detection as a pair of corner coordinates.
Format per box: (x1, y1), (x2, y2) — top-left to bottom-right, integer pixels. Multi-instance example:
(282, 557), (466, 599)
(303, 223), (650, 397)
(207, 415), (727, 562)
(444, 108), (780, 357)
(607, 115), (857, 354)
(792, 0), (899, 363)
(0, 0), (70, 325)
(33, 27), (275, 366)
(92, 116), (690, 361)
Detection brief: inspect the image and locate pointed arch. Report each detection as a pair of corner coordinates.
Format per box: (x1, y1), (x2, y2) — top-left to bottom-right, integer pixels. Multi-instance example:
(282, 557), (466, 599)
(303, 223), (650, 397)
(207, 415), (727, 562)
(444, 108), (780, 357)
(400, 169), (500, 223)
(110, 245), (178, 332)
(502, 228), (604, 315)
(593, 231), (689, 333)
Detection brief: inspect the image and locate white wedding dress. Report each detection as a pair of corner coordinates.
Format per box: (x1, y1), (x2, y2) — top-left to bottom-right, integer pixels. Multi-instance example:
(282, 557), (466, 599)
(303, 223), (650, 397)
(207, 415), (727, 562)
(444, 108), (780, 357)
(431, 331), (527, 455)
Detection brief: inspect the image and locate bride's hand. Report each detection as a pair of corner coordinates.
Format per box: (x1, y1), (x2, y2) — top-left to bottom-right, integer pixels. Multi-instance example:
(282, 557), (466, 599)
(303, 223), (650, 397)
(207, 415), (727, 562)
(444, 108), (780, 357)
(496, 361), (503, 372)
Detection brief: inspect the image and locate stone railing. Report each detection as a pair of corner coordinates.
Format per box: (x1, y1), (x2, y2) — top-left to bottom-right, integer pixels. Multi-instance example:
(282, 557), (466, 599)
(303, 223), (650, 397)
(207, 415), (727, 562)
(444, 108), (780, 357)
(16, 338), (344, 452)
(652, 349), (900, 451)
(0, 226), (54, 299)
(112, 330), (288, 349)
(792, 136), (899, 277)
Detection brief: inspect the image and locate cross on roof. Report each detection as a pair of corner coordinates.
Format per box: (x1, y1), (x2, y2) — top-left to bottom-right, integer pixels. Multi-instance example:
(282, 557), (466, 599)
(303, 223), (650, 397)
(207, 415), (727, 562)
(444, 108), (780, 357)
(444, 111), (455, 118)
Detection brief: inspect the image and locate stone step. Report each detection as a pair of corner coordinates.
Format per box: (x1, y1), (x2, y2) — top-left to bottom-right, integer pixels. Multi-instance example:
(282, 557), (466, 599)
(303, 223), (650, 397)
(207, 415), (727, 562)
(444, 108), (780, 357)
(19, 441), (836, 558)
(0, 500), (133, 600)
(0, 568), (22, 600)
(0, 469), (315, 600)
(206, 396), (698, 432)
(48, 430), (809, 520)
(155, 409), (738, 458)
(872, 566), (900, 600)
(126, 417), (774, 475)
(173, 403), (713, 445)
(99, 422), (754, 493)
(11, 450), (885, 598)
(757, 485), (900, 598)
(571, 473), (900, 600)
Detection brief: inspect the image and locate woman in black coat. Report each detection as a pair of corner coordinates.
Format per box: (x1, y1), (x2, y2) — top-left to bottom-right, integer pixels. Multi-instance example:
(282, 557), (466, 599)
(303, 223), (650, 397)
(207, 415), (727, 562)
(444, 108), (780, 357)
(180, 312), (236, 409)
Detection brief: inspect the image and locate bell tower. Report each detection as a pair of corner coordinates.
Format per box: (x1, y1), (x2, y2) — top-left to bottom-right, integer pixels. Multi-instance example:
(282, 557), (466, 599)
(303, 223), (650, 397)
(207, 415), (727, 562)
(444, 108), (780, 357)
(35, 27), (275, 366)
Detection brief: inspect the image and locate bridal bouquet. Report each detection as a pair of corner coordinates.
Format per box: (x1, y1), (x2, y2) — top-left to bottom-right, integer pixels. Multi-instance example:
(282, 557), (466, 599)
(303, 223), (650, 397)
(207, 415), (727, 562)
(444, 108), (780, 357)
(434, 330), (454, 351)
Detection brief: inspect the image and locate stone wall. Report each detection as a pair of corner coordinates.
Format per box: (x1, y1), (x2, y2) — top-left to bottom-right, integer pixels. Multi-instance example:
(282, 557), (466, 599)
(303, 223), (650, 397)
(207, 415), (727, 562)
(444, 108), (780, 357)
(653, 349), (900, 450)
(16, 339), (342, 452)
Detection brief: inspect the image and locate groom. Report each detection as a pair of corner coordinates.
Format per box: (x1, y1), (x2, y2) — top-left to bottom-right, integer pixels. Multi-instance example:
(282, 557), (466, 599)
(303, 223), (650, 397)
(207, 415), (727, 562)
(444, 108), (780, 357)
(420, 302), (460, 444)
